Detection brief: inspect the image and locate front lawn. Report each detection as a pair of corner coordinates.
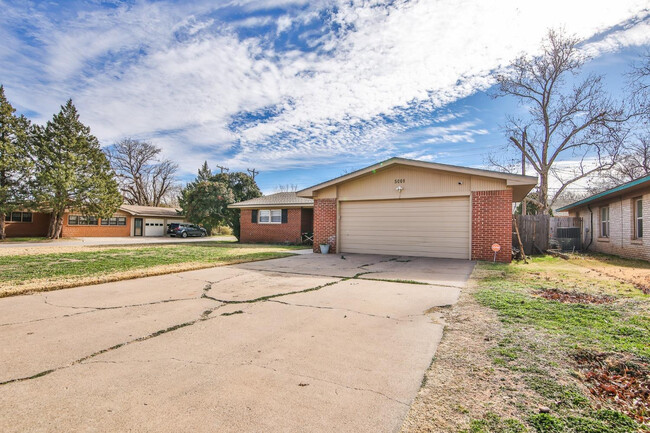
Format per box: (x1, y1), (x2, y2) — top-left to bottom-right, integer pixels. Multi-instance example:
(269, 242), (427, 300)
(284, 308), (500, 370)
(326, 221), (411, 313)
(0, 242), (303, 297)
(402, 254), (649, 433)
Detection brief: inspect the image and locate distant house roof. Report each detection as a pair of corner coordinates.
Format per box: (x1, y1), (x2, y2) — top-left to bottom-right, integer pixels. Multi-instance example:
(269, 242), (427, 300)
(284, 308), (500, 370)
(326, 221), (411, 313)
(228, 192), (314, 209)
(296, 157), (538, 201)
(119, 205), (184, 218)
(557, 175), (650, 212)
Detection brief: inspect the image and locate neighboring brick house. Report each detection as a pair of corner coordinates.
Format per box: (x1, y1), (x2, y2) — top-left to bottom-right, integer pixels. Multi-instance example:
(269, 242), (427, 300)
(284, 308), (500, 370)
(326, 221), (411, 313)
(557, 175), (649, 261)
(229, 192), (314, 244)
(4, 205), (186, 238)
(295, 158), (537, 262)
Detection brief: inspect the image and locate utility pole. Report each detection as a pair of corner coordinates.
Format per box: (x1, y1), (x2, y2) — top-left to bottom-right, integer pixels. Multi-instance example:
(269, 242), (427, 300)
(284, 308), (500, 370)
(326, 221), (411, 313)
(521, 129), (527, 216)
(215, 165), (229, 174)
(247, 168), (259, 180)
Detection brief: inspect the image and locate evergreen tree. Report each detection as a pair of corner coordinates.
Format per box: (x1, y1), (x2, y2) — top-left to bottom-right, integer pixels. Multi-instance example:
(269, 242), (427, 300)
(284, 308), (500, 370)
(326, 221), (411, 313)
(0, 85), (31, 240)
(179, 168), (261, 239)
(196, 161), (212, 182)
(32, 100), (122, 239)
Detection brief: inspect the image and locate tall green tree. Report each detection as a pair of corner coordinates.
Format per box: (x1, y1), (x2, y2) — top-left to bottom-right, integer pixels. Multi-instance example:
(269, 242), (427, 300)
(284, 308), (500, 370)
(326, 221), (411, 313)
(32, 100), (122, 239)
(179, 178), (233, 234)
(179, 169), (261, 239)
(216, 171), (261, 239)
(0, 85), (31, 240)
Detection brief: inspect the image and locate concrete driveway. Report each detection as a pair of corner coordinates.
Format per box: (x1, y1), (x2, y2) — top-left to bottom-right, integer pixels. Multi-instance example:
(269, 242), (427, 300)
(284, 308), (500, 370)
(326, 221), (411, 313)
(0, 253), (474, 433)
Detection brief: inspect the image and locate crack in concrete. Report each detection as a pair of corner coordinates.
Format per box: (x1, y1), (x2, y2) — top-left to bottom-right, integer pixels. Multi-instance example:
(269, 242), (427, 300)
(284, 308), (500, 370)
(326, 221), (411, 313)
(250, 363), (410, 407)
(42, 295), (199, 311)
(202, 279), (343, 304)
(267, 299), (414, 323)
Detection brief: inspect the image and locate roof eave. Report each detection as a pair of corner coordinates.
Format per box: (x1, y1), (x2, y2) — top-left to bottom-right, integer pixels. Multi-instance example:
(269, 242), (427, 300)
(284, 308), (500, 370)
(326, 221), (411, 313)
(557, 175), (650, 212)
(228, 203), (313, 209)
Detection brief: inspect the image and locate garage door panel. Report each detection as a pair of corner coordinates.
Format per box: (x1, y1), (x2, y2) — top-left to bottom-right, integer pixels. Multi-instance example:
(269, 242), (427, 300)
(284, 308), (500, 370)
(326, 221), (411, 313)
(340, 197), (470, 259)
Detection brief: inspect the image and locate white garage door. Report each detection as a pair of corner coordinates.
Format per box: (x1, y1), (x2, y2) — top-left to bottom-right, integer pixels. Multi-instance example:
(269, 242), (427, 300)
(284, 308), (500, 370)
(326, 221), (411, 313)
(144, 218), (165, 237)
(339, 197), (470, 259)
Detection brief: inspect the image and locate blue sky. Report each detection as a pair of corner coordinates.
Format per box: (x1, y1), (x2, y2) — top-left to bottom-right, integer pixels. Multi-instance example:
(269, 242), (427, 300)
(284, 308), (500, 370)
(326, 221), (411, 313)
(1, 0), (649, 194)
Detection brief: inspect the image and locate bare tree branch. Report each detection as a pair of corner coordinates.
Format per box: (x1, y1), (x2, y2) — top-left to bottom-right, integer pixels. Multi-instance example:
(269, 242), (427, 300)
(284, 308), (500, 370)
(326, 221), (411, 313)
(107, 138), (179, 207)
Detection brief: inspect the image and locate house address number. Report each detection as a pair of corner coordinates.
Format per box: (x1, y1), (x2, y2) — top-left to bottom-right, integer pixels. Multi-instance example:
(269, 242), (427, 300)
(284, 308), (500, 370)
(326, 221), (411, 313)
(394, 178), (406, 184)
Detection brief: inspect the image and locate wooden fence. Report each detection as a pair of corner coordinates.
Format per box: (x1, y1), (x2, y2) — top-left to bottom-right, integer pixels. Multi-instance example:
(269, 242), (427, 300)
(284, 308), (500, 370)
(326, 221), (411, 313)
(513, 215), (582, 255)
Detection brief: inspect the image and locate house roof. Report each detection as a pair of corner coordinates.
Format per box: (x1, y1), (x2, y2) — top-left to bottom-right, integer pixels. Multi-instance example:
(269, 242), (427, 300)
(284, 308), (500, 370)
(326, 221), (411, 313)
(228, 192), (314, 209)
(119, 205), (185, 218)
(557, 175), (650, 212)
(296, 157), (538, 201)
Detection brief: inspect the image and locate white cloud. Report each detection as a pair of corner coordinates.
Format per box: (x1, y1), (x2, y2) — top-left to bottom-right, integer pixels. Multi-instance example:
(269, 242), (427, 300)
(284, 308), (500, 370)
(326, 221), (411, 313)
(0, 0), (648, 174)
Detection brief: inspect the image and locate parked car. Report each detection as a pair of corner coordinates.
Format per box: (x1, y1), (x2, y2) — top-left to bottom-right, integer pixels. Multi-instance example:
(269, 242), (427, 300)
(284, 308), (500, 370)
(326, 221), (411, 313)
(169, 223), (207, 238)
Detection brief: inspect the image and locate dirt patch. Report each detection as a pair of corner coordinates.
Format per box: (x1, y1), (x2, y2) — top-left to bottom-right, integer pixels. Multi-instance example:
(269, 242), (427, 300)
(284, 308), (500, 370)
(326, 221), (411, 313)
(400, 273), (536, 432)
(535, 288), (616, 304)
(574, 351), (650, 424)
(572, 256), (650, 295)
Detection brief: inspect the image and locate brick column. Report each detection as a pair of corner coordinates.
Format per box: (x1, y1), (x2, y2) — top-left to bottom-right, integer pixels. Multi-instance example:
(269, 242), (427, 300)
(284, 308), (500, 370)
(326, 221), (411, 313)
(313, 198), (337, 253)
(471, 190), (513, 263)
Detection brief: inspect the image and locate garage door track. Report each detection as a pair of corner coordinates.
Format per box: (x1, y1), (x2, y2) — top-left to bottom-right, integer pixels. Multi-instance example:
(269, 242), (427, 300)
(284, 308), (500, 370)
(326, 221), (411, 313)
(0, 253), (474, 433)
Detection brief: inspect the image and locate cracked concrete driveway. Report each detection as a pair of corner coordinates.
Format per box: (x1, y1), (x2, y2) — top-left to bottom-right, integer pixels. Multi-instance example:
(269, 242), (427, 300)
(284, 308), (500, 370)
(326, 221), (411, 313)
(0, 253), (474, 433)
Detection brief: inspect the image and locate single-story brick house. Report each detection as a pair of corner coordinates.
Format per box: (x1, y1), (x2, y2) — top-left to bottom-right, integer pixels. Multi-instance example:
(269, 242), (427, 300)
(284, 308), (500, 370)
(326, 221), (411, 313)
(4, 205), (186, 238)
(557, 175), (648, 261)
(230, 158), (537, 262)
(229, 192), (314, 244)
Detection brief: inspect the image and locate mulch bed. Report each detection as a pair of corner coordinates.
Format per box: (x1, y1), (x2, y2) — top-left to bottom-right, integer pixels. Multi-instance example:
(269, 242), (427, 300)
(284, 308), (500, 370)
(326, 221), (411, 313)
(535, 288), (616, 304)
(574, 351), (649, 424)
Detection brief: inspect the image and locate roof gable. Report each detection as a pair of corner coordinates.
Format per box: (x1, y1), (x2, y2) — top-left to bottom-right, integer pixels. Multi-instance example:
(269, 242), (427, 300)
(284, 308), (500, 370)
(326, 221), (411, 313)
(296, 157), (537, 201)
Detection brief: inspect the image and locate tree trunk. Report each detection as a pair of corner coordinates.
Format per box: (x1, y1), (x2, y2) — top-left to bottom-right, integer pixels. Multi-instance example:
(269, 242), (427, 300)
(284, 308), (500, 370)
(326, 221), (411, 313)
(47, 213), (64, 239)
(0, 217), (5, 240)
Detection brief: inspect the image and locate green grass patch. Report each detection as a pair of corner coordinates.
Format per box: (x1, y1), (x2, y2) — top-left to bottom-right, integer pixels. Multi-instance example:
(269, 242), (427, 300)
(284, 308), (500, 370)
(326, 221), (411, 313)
(462, 412), (527, 433)
(474, 288), (649, 358)
(0, 243), (301, 286)
(471, 255), (648, 432)
(0, 237), (50, 243)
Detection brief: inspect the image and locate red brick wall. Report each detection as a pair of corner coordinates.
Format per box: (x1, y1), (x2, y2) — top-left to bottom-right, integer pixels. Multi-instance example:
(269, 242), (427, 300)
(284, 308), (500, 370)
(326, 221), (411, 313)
(313, 199), (337, 253)
(471, 189), (513, 263)
(61, 211), (132, 237)
(239, 208), (303, 244)
(5, 212), (50, 237)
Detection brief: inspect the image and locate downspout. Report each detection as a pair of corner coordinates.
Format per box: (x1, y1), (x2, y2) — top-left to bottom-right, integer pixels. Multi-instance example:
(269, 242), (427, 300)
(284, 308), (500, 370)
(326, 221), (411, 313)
(586, 204), (594, 250)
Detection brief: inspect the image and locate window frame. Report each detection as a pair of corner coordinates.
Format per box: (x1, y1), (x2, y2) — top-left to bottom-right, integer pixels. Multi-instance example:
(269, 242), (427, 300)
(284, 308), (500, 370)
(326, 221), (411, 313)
(600, 206), (610, 238)
(634, 198), (643, 239)
(7, 212), (33, 223)
(258, 209), (282, 224)
(68, 215), (99, 226)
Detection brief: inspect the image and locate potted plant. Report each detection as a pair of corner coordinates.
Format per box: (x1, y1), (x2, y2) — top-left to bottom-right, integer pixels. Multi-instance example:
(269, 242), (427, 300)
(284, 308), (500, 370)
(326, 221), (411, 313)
(320, 235), (336, 254)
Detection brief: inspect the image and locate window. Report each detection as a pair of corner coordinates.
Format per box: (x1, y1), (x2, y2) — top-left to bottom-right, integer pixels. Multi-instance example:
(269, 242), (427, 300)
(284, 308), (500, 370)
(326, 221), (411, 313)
(68, 215), (98, 226)
(258, 209), (282, 224)
(117, 217), (126, 226)
(8, 212), (33, 223)
(635, 198), (643, 239)
(600, 206), (610, 238)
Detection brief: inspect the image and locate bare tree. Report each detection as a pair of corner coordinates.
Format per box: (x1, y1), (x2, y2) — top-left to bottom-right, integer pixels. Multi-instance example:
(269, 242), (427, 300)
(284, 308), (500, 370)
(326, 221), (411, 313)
(275, 184), (298, 192)
(491, 30), (632, 214)
(107, 138), (179, 207)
